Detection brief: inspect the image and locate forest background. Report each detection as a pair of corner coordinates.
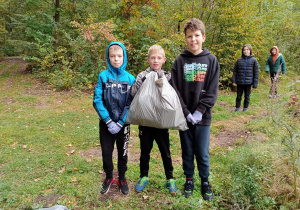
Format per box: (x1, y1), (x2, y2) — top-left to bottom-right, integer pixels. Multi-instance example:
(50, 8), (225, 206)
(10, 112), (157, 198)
(0, 0), (299, 209)
(0, 0), (299, 89)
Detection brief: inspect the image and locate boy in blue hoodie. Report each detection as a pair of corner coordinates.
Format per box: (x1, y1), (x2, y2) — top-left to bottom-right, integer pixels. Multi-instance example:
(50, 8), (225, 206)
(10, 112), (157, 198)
(93, 42), (135, 195)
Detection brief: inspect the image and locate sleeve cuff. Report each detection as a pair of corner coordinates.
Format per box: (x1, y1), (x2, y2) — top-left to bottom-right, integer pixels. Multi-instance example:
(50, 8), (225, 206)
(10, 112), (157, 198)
(197, 104), (207, 114)
(117, 120), (124, 128)
(105, 118), (112, 124)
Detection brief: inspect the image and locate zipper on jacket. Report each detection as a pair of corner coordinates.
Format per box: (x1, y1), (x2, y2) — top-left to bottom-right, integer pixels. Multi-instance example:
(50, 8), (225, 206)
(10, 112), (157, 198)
(243, 57), (247, 85)
(116, 68), (119, 108)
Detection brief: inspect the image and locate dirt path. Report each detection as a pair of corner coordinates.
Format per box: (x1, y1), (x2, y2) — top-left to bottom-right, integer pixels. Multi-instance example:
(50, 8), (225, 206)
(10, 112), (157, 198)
(0, 57), (27, 76)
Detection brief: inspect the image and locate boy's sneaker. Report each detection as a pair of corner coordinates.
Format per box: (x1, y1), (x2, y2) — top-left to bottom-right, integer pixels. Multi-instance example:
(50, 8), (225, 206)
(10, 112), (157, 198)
(135, 176), (149, 192)
(100, 177), (115, 194)
(201, 182), (214, 201)
(117, 178), (129, 195)
(234, 108), (239, 112)
(166, 179), (177, 195)
(243, 108), (248, 112)
(182, 180), (194, 198)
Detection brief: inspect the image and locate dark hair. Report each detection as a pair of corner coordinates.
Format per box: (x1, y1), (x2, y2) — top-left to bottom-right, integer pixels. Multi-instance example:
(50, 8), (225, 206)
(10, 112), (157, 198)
(184, 18), (205, 36)
(242, 44), (253, 56)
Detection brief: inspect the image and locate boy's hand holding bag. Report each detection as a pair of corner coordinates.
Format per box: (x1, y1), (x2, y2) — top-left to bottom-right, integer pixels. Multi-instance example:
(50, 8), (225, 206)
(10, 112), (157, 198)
(126, 71), (188, 131)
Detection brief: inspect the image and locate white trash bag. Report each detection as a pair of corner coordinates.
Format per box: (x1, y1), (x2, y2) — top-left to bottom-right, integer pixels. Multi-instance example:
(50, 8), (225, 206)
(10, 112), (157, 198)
(126, 71), (188, 131)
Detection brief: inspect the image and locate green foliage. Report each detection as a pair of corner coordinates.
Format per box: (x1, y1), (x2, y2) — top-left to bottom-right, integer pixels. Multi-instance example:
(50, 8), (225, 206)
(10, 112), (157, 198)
(0, 0), (299, 90)
(24, 19), (115, 89)
(157, 33), (186, 71)
(0, 40), (32, 56)
(270, 79), (300, 208)
(215, 146), (275, 209)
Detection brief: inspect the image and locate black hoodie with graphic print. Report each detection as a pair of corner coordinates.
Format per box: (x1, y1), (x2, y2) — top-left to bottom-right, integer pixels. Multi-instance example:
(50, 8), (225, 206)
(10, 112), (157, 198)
(171, 49), (220, 125)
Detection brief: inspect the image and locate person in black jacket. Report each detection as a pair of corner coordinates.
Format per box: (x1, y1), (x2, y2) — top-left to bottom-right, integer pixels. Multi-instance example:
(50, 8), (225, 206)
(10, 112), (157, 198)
(232, 44), (259, 112)
(171, 18), (219, 201)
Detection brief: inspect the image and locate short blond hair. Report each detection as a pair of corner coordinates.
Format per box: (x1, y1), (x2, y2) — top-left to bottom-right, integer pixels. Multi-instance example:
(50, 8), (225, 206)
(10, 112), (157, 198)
(108, 44), (123, 53)
(148, 44), (165, 57)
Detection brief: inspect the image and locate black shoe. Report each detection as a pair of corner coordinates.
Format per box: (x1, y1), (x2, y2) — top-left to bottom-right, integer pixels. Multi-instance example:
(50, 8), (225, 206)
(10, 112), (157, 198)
(117, 178), (129, 195)
(201, 182), (214, 201)
(101, 177), (115, 194)
(182, 180), (194, 198)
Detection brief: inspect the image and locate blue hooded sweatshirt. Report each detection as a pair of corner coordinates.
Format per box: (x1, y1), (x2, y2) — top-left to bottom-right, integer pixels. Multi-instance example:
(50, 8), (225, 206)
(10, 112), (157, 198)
(93, 42), (136, 127)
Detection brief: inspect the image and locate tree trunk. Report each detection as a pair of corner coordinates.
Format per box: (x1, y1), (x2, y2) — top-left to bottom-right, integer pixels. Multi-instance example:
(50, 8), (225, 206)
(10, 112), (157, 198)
(53, 0), (60, 46)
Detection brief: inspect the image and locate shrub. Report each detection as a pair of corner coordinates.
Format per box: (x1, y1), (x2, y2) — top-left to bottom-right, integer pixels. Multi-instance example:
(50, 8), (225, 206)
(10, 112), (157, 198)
(25, 19), (116, 90)
(216, 146), (276, 209)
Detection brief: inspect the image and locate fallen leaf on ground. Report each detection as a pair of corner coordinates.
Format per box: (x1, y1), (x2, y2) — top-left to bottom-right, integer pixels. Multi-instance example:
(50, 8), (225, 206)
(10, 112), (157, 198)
(10, 142), (18, 147)
(44, 188), (52, 193)
(71, 177), (77, 182)
(59, 166), (66, 173)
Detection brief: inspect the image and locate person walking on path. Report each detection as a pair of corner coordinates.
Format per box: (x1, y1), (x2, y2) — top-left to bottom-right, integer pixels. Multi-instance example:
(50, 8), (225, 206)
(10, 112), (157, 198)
(265, 46), (286, 98)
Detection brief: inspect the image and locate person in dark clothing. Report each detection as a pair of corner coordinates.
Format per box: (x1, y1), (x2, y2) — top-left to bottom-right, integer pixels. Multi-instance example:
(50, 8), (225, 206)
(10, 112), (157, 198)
(93, 42), (135, 195)
(131, 44), (177, 195)
(265, 46), (286, 98)
(171, 18), (220, 201)
(232, 44), (259, 112)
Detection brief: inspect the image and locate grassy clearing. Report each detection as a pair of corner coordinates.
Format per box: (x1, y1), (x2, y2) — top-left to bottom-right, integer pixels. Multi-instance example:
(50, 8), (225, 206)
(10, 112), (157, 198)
(0, 62), (299, 209)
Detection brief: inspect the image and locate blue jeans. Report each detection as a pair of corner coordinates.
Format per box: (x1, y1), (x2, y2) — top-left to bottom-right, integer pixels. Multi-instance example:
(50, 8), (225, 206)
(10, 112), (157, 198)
(179, 124), (210, 179)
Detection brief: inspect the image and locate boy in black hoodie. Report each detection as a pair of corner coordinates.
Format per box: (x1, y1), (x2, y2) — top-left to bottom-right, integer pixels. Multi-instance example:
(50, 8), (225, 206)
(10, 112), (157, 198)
(171, 18), (220, 200)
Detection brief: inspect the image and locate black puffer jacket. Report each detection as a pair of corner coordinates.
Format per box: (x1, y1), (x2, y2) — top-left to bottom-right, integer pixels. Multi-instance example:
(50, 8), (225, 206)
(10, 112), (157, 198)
(232, 55), (259, 88)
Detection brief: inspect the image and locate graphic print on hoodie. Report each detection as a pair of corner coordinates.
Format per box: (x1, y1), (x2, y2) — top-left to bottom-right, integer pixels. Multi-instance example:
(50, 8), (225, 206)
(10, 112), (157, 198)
(171, 49), (220, 125)
(184, 62), (208, 82)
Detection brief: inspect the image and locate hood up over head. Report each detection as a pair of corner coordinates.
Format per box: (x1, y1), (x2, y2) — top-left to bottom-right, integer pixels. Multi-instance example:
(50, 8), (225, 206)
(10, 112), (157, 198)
(106, 42), (127, 76)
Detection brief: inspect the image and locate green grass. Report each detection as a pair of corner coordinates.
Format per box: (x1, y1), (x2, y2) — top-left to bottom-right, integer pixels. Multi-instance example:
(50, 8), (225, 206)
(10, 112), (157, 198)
(0, 64), (299, 209)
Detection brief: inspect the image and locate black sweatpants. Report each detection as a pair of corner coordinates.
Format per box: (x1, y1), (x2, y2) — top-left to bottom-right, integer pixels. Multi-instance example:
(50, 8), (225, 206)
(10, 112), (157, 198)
(236, 84), (252, 109)
(99, 121), (130, 180)
(139, 126), (173, 180)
